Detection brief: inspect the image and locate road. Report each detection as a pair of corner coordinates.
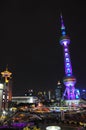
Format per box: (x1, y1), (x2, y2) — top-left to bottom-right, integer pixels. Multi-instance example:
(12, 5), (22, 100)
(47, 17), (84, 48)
(38, 122), (85, 130)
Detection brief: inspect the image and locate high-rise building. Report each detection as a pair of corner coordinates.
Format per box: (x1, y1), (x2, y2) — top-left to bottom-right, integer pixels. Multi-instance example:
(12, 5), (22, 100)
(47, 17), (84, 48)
(1, 67), (12, 110)
(0, 83), (4, 111)
(55, 81), (62, 101)
(59, 14), (76, 100)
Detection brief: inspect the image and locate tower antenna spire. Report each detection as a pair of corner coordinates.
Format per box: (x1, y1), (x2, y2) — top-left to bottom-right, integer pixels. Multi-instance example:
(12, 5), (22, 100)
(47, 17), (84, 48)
(60, 13), (66, 36)
(6, 64), (8, 71)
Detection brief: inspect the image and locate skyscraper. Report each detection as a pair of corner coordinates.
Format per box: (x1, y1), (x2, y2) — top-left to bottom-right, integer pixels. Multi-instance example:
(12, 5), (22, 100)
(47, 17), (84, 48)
(1, 67), (12, 110)
(55, 81), (62, 101)
(0, 83), (4, 111)
(59, 14), (76, 100)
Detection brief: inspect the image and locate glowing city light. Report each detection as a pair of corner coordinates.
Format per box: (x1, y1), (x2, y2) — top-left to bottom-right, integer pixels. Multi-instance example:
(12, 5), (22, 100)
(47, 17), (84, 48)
(46, 126), (61, 130)
(59, 14), (77, 100)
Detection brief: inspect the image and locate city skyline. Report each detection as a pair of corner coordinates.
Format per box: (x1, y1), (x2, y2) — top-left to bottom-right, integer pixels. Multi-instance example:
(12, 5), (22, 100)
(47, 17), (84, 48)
(0, 1), (86, 96)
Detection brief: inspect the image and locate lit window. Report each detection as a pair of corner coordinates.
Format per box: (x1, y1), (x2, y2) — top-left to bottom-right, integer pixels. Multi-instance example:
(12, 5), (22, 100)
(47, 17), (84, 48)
(66, 63), (70, 67)
(65, 53), (68, 57)
(67, 68), (71, 73)
(66, 58), (69, 62)
(64, 48), (68, 52)
(3, 95), (5, 99)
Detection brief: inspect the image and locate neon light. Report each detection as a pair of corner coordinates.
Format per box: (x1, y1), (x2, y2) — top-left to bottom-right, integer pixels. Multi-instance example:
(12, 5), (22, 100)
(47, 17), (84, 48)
(62, 31), (66, 35)
(64, 48), (68, 52)
(63, 41), (67, 46)
(66, 63), (70, 67)
(59, 14), (76, 100)
(65, 53), (68, 57)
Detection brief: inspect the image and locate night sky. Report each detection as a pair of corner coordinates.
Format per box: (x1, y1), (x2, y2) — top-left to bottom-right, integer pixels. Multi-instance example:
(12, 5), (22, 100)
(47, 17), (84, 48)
(0, 1), (86, 96)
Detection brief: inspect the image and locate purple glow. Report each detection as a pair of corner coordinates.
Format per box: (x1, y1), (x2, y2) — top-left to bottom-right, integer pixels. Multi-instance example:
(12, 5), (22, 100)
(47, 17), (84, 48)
(64, 48), (68, 52)
(66, 58), (69, 62)
(59, 14), (76, 100)
(63, 41), (67, 46)
(60, 14), (66, 36)
(65, 53), (68, 56)
(66, 63), (70, 67)
(61, 25), (65, 30)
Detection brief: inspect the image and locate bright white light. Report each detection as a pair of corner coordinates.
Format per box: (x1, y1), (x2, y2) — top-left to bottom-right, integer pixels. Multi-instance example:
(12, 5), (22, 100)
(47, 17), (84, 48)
(46, 126), (61, 130)
(2, 110), (7, 115)
(29, 97), (34, 103)
(0, 84), (4, 89)
(63, 41), (67, 46)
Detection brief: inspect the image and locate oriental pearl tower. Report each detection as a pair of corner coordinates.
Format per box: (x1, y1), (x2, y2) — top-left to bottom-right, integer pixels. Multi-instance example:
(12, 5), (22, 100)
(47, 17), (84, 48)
(59, 14), (76, 100)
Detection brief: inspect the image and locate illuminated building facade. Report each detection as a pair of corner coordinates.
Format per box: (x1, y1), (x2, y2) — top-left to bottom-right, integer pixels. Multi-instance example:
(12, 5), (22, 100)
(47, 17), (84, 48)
(1, 67), (12, 110)
(12, 96), (38, 104)
(59, 14), (77, 100)
(0, 83), (4, 111)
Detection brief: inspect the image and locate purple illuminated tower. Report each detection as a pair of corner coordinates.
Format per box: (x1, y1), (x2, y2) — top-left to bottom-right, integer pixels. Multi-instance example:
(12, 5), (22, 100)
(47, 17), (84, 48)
(59, 14), (76, 100)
